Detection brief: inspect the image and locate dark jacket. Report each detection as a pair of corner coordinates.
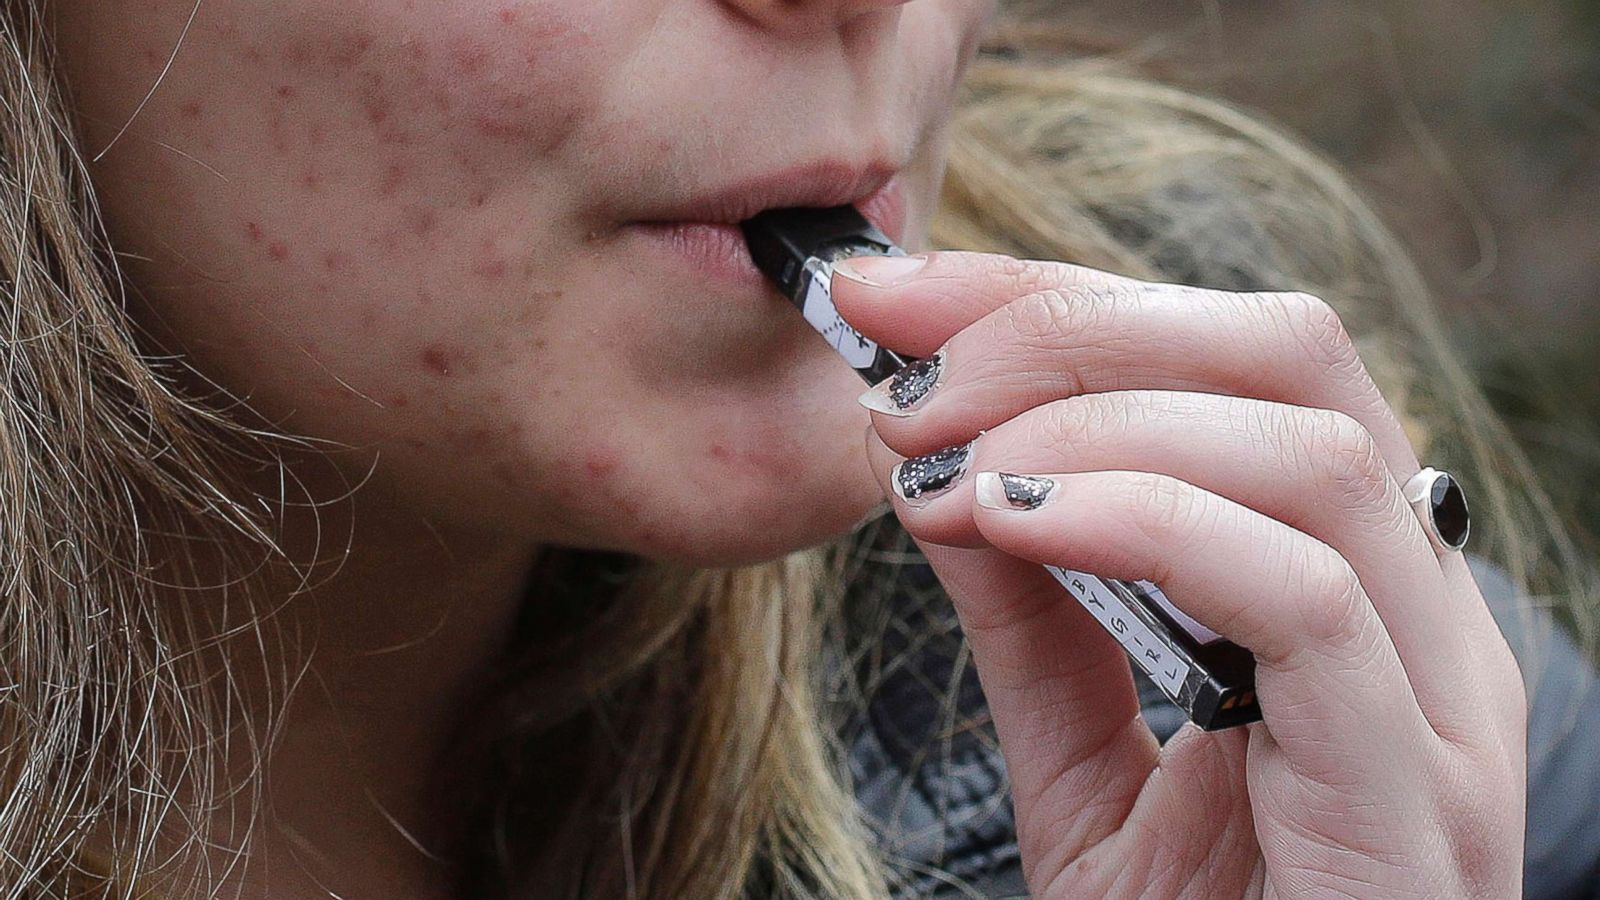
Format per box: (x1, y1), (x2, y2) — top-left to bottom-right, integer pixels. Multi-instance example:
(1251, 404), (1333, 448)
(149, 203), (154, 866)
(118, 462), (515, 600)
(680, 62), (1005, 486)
(846, 552), (1600, 898)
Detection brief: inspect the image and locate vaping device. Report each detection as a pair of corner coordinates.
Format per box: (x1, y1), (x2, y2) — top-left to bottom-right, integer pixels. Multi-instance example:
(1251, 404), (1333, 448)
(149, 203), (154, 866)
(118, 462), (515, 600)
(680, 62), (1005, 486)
(740, 205), (1262, 731)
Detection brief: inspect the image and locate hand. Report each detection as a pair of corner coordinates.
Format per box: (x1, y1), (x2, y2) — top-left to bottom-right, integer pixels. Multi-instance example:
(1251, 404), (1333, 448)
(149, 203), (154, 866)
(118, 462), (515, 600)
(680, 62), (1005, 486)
(830, 252), (1527, 899)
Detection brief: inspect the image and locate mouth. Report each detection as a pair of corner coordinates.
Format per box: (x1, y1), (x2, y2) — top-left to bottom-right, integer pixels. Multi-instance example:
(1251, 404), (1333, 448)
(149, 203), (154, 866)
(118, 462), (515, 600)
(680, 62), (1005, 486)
(620, 160), (910, 289)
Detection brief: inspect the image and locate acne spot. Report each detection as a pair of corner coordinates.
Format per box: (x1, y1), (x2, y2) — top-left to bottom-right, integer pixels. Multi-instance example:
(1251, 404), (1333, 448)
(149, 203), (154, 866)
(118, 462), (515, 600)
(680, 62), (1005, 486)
(472, 237), (510, 280)
(473, 258), (508, 280)
(276, 85), (296, 100)
(584, 447), (619, 479)
(267, 241), (291, 261)
(497, 7), (519, 25)
(387, 393), (409, 408)
(322, 249), (350, 272)
(379, 163), (407, 196)
(447, 36), (491, 76)
(363, 95), (391, 126)
(420, 344), (460, 377)
(327, 32), (375, 70)
(245, 222), (264, 244)
(408, 208), (440, 239)
(300, 170), (322, 191)
(469, 191), (489, 208)
(179, 101), (203, 119)
(705, 426), (787, 476)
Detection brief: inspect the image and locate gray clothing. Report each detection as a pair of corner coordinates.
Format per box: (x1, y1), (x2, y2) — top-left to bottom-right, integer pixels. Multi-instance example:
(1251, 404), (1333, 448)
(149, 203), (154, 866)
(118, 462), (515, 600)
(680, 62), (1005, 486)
(847, 553), (1600, 898)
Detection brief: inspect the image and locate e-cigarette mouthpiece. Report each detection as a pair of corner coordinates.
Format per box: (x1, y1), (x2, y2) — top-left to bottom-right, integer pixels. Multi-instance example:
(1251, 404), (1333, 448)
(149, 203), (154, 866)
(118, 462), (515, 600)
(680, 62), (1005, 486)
(740, 206), (918, 385)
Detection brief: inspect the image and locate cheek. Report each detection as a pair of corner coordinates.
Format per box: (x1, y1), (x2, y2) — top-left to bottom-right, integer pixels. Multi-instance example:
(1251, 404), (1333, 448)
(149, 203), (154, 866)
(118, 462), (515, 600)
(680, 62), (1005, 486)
(256, 4), (601, 161)
(48, 0), (658, 537)
(60, 9), (613, 419)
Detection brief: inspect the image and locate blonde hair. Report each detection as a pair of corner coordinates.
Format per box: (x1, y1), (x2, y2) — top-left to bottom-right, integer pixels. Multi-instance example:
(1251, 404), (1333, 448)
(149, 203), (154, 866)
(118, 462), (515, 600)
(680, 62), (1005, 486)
(3, 4), (1592, 898)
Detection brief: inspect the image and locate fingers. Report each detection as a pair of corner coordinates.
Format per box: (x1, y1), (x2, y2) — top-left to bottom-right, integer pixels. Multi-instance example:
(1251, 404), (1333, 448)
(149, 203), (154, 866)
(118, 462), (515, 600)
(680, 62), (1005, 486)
(830, 251), (1419, 479)
(865, 391), (1507, 745)
(967, 467), (1434, 761)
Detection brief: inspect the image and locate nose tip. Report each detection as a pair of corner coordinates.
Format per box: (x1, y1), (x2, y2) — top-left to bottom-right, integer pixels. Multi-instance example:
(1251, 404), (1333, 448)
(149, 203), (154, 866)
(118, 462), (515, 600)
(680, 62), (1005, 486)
(722, 0), (913, 36)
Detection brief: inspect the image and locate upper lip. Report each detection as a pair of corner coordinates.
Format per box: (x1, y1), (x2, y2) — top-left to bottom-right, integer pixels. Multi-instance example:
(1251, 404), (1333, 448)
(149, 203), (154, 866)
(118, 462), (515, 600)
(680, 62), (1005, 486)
(632, 158), (899, 224)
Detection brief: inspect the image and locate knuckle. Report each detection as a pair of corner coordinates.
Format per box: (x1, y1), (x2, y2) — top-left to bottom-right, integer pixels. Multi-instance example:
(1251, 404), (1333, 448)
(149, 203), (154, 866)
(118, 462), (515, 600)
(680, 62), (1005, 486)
(1000, 282), (1132, 349)
(986, 253), (1068, 300)
(1034, 391), (1162, 453)
(1293, 407), (1392, 509)
(1005, 288), (1083, 344)
(1271, 290), (1362, 371)
(1126, 472), (1215, 553)
(1292, 546), (1372, 652)
(1031, 396), (1098, 452)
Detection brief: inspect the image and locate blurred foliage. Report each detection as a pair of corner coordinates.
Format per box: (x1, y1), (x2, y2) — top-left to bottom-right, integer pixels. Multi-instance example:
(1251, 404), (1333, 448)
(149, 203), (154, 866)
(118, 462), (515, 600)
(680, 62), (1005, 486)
(1047, 1), (1600, 547)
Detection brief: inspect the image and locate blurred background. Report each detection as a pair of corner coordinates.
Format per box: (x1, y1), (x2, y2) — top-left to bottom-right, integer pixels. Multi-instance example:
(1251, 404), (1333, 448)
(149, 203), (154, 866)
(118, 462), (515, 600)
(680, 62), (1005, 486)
(1026, 0), (1600, 557)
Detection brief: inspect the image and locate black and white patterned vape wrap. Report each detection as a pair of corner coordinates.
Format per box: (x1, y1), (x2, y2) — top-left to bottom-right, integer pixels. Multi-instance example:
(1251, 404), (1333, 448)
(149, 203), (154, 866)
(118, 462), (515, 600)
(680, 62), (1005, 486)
(798, 256), (881, 368)
(1044, 568), (1224, 696)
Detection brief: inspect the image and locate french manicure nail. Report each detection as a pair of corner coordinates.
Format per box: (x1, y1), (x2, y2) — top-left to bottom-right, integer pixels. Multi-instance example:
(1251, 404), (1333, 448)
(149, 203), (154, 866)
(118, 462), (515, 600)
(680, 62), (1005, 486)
(891, 440), (973, 507)
(858, 349), (945, 416)
(975, 472), (1057, 511)
(832, 254), (928, 288)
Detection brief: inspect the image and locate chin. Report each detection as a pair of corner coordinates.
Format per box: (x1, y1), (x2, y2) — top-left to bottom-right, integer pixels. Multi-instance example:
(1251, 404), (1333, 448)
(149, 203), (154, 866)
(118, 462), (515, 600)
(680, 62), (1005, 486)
(609, 450), (888, 569)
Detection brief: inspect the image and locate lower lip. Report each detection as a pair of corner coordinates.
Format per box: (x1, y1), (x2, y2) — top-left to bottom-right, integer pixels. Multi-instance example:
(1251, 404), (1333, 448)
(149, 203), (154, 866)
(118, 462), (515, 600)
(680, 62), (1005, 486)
(626, 175), (909, 289)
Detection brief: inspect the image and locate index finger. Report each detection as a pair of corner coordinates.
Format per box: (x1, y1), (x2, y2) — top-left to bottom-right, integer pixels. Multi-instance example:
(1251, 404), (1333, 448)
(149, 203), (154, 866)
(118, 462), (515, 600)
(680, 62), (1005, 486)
(830, 249), (1422, 491)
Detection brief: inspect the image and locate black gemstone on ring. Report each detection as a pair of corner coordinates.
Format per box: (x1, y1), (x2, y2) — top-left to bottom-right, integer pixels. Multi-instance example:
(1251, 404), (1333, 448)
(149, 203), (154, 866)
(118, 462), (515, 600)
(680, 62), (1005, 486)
(886, 353), (943, 410)
(1429, 473), (1471, 550)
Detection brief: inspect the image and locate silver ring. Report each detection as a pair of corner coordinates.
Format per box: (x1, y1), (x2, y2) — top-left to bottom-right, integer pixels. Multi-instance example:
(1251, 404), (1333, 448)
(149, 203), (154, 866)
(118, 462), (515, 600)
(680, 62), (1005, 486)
(1402, 467), (1471, 555)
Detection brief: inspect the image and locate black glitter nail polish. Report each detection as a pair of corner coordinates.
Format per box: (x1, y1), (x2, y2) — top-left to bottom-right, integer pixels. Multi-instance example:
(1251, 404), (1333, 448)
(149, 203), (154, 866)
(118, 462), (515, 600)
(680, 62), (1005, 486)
(896, 441), (972, 502)
(885, 352), (944, 411)
(997, 473), (1055, 510)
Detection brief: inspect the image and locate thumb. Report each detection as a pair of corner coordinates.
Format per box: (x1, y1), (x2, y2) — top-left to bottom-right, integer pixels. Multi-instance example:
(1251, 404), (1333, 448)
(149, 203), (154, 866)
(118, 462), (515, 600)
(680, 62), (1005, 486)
(828, 249), (1124, 358)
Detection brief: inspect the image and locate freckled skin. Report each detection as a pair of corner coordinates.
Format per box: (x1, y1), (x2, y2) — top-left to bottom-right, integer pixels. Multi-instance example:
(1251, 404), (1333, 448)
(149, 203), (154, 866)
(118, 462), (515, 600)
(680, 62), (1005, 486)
(50, 0), (995, 566)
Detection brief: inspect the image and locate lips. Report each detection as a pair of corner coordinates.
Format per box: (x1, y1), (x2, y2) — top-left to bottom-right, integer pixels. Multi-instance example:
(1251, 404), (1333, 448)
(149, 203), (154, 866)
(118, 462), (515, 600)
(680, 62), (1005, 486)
(634, 158), (904, 228)
(624, 172), (909, 287)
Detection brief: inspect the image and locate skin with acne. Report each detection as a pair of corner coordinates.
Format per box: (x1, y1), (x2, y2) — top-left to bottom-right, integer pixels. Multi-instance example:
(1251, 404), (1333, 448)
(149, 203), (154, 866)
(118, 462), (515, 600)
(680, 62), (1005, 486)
(53, 0), (996, 566)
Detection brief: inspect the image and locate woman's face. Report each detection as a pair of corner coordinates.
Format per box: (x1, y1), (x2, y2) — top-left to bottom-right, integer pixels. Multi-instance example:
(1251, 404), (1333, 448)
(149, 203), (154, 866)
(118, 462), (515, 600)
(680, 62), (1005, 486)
(54, 0), (995, 566)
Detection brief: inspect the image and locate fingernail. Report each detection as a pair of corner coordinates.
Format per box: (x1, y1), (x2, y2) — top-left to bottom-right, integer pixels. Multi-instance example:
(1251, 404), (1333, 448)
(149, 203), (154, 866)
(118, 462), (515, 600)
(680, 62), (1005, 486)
(832, 254), (928, 288)
(858, 349), (945, 416)
(891, 440), (973, 508)
(975, 472), (1057, 511)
